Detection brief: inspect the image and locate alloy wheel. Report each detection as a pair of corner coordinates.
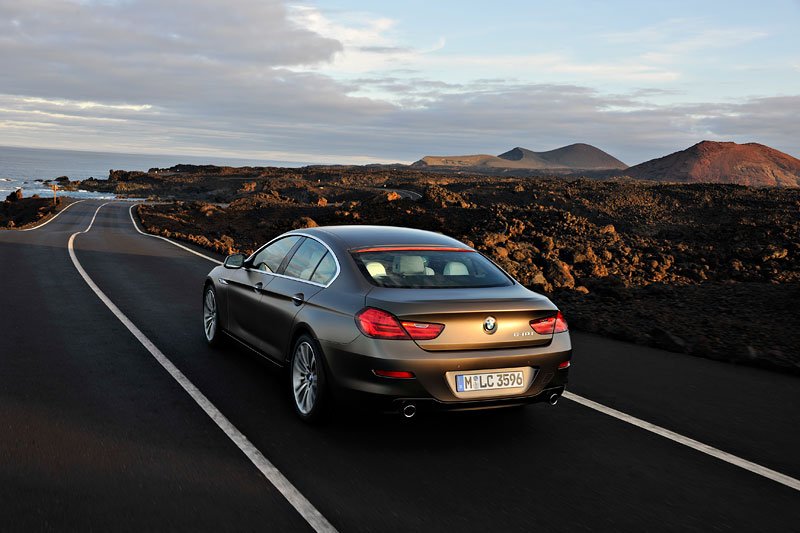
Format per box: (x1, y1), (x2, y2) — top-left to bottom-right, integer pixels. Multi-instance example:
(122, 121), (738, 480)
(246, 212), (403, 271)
(203, 288), (217, 342)
(292, 341), (318, 415)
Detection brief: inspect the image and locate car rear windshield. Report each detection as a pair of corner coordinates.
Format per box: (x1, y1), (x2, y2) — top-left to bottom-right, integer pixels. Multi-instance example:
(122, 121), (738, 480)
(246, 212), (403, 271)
(352, 249), (513, 288)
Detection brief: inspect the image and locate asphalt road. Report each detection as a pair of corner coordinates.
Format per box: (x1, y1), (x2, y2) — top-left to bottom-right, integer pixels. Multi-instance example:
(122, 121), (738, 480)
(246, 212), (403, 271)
(1, 199), (798, 531)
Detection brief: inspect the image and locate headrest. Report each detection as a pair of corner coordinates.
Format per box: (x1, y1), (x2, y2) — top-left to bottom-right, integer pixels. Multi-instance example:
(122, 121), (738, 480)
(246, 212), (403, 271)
(393, 255), (426, 275)
(366, 262), (387, 278)
(443, 261), (469, 275)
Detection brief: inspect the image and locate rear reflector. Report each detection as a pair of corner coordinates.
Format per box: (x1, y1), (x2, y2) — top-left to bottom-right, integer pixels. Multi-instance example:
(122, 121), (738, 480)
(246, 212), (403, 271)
(373, 369), (415, 379)
(558, 361), (571, 369)
(356, 307), (444, 340)
(530, 311), (569, 335)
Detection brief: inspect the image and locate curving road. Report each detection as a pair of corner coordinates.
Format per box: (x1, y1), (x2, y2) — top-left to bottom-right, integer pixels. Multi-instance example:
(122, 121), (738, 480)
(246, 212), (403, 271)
(371, 187), (423, 200)
(0, 199), (798, 531)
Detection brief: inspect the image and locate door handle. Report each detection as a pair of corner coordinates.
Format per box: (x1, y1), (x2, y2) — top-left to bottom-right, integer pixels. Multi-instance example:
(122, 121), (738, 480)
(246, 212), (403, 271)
(291, 293), (305, 306)
(254, 281), (263, 292)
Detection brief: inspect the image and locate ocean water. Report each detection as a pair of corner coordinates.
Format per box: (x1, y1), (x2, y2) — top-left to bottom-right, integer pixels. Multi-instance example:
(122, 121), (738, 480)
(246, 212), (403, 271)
(0, 145), (304, 199)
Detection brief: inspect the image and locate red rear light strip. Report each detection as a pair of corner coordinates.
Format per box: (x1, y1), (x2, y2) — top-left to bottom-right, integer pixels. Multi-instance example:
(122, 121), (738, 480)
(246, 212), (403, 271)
(353, 246), (471, 253)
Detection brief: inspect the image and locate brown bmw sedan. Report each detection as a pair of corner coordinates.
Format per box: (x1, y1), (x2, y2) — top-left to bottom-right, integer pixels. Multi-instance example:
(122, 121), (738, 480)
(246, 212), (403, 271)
(203, 226), (571, 421)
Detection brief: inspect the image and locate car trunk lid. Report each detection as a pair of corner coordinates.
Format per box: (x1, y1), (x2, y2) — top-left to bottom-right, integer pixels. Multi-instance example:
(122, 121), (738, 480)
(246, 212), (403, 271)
(365, 285), (558, 351)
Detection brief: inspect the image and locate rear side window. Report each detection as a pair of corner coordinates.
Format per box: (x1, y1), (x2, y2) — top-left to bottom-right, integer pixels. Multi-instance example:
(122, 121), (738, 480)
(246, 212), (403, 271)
(251, 236), (301, 273)
(310, 253), (337, 285)
(283, 239), (329, 281)
(353, 250), (513, 288)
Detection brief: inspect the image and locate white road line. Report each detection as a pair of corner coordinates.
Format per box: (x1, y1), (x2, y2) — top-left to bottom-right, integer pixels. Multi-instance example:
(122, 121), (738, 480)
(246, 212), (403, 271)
(70, 203), (337, 533)
(123, 201), (800, 493)
(18, 198), (86, 231)
(563, 391), (800, 492)
(128, 204), (222, 264)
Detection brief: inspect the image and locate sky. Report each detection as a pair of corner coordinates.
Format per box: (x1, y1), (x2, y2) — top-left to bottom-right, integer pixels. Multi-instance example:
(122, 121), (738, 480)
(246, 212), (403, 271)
(0, 0), (798, 165)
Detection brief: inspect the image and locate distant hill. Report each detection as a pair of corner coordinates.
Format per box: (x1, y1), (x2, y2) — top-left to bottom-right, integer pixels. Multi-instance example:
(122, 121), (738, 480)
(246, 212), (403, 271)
(414, 154), (515, 168)
(498, 144), (627, 170)
(626, 141), (800, 188)
(413, 143), (627, 171)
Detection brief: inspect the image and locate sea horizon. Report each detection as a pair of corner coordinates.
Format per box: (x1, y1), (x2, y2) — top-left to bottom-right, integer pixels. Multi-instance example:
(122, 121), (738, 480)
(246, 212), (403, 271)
(0, 144), (309, 199)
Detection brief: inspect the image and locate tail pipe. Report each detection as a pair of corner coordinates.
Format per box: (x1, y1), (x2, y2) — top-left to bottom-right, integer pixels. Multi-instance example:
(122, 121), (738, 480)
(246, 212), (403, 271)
(402, 403), (417, 418)
(548, 393), (560, 406)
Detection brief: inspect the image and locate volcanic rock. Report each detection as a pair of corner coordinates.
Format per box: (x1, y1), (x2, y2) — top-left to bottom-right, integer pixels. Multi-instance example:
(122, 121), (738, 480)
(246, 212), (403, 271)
(5, 189), (23, 202)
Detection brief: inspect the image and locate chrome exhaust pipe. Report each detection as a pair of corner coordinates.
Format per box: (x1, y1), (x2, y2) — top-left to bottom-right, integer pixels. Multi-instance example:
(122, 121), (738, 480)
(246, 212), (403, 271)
(402, 403), (417, 418)
(548, 393), (560, 406)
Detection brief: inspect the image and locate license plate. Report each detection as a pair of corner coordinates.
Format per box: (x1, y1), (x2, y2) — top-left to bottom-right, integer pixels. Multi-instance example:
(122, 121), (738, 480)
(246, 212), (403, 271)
(456, 370), (524, 392)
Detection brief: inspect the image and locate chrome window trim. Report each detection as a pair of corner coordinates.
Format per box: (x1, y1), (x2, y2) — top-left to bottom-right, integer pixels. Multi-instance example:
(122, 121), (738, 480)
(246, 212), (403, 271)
(245, 232), (341, 288)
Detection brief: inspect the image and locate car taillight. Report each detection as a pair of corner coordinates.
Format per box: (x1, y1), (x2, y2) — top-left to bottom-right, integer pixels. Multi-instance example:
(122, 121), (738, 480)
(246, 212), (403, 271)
(400, 320), (444, 340)
(554, 311), (568, 333)
(356, 308), (409, 339)
(356, 308), (445, 340)
(530, 311), (568, 335)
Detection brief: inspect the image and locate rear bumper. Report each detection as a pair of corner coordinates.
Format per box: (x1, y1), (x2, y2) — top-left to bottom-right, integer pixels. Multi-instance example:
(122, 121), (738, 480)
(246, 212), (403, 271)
(341, 384), (568, 414)
(319, 332), (571, 411)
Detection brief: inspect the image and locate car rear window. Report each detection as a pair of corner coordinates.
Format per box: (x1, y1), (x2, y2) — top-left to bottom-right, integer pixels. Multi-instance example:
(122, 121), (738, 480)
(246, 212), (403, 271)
(352, 249), (513, 288)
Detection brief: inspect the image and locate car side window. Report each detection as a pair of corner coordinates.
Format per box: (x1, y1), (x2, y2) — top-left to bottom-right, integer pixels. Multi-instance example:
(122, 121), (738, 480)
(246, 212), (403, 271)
(283, 239), (329, 281)
(251, 236), (301, 273)
(310, 253), (336, 285)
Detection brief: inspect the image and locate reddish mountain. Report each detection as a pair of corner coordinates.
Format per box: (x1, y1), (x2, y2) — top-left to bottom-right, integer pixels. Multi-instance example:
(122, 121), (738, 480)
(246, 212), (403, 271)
(626, 141), (800, 187)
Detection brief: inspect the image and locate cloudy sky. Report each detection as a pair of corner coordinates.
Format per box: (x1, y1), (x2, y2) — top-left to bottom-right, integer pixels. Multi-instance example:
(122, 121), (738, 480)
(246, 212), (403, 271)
(0, 0), (798, 165)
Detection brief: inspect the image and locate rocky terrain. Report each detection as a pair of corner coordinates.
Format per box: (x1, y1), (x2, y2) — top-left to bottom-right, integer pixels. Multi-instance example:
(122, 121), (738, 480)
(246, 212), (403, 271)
(0, 189), (62, 228)
(118, 164), (800, 374)
(627, 141), (800, 187)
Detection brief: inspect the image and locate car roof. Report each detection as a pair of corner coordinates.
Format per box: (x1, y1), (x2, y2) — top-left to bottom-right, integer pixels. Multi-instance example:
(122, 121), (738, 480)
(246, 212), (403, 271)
(299, 225), (472, 250)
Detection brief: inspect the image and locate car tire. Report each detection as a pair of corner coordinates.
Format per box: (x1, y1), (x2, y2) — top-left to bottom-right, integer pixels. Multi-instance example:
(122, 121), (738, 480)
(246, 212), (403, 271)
(203, 284), (224, 347)
(289, 334), (330, 423)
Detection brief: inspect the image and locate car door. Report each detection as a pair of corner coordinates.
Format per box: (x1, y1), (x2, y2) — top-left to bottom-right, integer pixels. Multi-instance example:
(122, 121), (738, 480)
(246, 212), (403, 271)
(223, 235), (302, 349)
(255, 238), (334, 361)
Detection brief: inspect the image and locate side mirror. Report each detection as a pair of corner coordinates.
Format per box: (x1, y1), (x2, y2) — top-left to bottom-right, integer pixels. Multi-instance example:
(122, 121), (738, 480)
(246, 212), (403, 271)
(223, 253), (246, 269)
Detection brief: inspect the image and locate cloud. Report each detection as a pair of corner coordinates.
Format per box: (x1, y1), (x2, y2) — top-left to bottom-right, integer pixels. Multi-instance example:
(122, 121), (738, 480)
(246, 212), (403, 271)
(287, 6), (447, 77)
(604, 19), (768, 65)
(0, 0), (349, 106)
(0, 1), (796, 166)
(293, 6), (678, 84)
(377, 87), (800, 163)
